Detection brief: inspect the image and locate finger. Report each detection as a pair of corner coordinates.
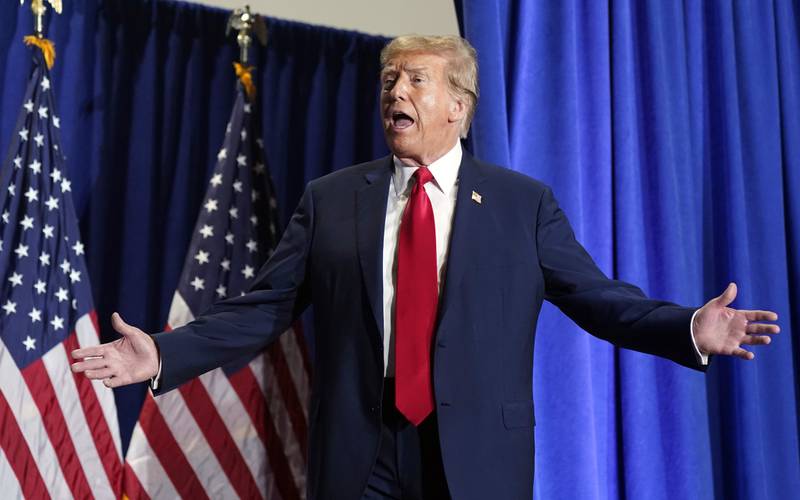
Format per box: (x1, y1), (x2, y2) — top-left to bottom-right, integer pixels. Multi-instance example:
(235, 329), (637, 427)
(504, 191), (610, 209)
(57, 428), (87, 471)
(716, 282), (737, 307)
(71, 345), (105, 360)
(85, 368), (115, 380)
(745, 323), (780, 335)
(740, 335), (772, 346)
(742, 310), (779, 322)
(103, 376), (127, 389)
(111, 312), (141, 338)
(71, 358), (108, 373)
(732, 347), (754, 360)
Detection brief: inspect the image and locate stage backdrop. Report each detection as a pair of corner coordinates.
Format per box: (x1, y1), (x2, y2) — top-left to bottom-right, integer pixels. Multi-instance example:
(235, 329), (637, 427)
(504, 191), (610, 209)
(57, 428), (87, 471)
(457, 0), (800, 499)
(0, 0), (389, 452)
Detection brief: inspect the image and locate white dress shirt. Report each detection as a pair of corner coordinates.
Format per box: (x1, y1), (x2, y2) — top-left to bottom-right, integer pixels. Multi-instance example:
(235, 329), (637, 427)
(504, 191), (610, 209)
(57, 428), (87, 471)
(382, 141), (462, 377)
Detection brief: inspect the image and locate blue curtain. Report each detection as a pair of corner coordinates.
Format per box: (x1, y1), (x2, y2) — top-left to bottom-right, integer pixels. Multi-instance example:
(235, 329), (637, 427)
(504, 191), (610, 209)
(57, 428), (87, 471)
(0, 0), (389, 453)
(458, 0), (800, 499)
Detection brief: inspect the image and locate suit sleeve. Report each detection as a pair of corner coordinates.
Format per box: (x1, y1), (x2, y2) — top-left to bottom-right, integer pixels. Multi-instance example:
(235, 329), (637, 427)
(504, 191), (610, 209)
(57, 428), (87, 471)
(536, 186), (705, 370)
(152, 183), (316, 394)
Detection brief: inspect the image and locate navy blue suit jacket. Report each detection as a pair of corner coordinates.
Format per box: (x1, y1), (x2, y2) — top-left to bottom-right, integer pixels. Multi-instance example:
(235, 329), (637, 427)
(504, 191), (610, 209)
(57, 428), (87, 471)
(153, 151), (704, 499)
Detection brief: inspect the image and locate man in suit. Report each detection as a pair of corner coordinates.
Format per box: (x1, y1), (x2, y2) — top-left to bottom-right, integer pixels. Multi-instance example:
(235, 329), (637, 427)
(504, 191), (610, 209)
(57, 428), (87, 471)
(72, 35), (779, 499)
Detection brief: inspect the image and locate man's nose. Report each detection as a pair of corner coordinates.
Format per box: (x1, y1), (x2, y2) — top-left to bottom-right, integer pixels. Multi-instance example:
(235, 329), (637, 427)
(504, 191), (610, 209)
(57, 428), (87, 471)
(387, 76), (409, 101)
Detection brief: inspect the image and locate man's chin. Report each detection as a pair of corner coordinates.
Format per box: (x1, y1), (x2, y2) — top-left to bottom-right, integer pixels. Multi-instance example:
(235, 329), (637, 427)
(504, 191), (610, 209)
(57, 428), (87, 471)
(384, 135), (418, 158)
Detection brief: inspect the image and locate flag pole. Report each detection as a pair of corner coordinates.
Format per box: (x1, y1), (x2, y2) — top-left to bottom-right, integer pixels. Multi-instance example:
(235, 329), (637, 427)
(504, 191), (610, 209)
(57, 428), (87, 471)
(226, 5), (267, 65)
(23, 0), (63, 38)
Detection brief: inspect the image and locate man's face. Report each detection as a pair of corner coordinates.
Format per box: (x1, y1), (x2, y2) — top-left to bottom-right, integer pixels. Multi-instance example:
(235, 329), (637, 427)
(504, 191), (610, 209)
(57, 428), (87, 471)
(381, 52), (465, 165)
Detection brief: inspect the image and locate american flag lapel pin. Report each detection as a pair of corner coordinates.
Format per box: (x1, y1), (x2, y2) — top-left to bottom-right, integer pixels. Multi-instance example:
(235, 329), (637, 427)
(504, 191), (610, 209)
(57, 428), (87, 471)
(471, 190), (482, 204)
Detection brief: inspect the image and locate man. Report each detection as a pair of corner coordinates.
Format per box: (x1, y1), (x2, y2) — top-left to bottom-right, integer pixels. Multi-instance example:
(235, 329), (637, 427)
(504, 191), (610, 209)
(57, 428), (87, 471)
(72, 35), (779, 499)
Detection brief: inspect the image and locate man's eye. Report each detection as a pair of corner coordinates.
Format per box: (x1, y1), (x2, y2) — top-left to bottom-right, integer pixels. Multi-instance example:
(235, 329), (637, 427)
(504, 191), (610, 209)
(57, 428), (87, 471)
(383, 79), (395, 88)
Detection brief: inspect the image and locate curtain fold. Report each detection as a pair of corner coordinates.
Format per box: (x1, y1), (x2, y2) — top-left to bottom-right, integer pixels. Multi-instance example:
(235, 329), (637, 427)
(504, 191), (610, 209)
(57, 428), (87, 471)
(0, 0), (388, 452)
(458, 0), (799, 498)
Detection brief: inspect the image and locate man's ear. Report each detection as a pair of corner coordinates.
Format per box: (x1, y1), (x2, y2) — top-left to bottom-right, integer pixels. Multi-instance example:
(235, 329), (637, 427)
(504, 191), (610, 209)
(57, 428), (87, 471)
(448, 97), (467, 123)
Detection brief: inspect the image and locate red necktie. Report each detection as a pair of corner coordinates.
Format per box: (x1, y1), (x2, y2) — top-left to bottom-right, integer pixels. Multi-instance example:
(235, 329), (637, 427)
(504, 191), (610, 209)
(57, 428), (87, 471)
(395, 167), (438, 426)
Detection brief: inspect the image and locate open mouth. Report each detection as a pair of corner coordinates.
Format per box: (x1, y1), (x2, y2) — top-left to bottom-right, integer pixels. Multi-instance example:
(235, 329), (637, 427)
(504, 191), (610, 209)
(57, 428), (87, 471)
(391, 111), (415, 129)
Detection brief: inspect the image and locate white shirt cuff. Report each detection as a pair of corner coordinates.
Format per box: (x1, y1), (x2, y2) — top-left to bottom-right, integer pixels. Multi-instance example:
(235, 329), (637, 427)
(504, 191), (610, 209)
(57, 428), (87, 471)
(150, 357), (163, 391)
(689, 309), (709, 365)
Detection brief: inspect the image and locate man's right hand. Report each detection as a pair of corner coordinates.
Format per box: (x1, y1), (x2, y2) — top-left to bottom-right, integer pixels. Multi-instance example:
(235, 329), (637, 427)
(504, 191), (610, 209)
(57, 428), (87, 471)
(71, 312), (159, 388)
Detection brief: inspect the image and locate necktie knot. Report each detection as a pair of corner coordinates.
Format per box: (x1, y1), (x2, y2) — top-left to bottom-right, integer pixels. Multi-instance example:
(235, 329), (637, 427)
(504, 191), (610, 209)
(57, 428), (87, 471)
(414, 166), (434, 186)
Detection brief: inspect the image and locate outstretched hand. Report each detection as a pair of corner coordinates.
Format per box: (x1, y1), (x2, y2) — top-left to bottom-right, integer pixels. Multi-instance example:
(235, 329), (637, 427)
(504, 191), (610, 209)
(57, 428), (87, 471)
(71, 312), (159, 388)
(693, 283), (779, 361)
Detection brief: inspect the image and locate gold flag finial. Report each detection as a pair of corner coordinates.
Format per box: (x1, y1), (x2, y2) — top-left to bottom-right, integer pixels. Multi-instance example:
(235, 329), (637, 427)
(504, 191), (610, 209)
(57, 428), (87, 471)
(22, 0), (62, 38)
(226, 5), (267, 65)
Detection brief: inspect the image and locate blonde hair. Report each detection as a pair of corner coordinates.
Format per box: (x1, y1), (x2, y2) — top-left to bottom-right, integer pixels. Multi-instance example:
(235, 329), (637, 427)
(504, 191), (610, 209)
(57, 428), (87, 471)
(381, 35), (479, 138)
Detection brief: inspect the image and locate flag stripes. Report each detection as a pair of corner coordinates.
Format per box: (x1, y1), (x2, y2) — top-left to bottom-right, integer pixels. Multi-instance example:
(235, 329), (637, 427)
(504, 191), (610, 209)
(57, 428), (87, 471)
(0, 388), (50, 500)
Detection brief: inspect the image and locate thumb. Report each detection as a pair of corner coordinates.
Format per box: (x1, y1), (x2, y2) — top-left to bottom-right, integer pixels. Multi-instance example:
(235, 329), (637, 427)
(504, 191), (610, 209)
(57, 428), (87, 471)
(716, 282), (737, 307)
(111, 312), (140, 338)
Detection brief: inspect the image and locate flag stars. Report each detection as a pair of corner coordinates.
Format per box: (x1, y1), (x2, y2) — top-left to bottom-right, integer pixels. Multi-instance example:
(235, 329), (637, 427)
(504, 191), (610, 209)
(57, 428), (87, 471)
(13, 156), (22, 169)
(60, 259), (71, 274)
(34, 133), (44, 147)
(24, 187), (39, 203)
(70, 269), (81, 283)
(221, 258), (231, 271)
(190, 276), (205, 291)
(243, 103), (251, 113)
(217, 148), (227, 162)
(23, 336), (36, 351)
(73, 241), (84, 256)
(2, 300), (17, 315)
(14, 244), (29, 259)
(194, 250), (210, 265)
(45, 196), (59, 211)
(72, 299), (78, 310)
(256, 138), (264, 148)
(28, 308), (42, 323)
(29, 160), (42, 174)
(38, 106), (48, 119)
(225, 232), (235, 245)
(251, 189), (260, 202)
(216, 285), (227, 298)
(34, 280), (46, 294)
(19, 128), (29, 142)
(41, 76), (50, 91)
(233, 181), (243, 192)
(246, 239), (258, 253)
(50, 315), (64, 330)
(56, 287), (68, 302)
(61, 179), (71, 192)
(8, 272), (23, 287)
(20, 215), (35, 231)
(43, 224), (54, 239)
(50, 168), (62, 183)
(237, 155), (247, 167)
(229, 207), (239, 219)
(240, 129), (247, 141)
(204, 198), (218, 213)
(254, 163), (265, 175)
(250, 215), (258, 226)
(8, 185), (15, 197)
(241, 265), (255, 279)
(210, 173), (223, 187)
(39, 252), (50, 266)
(24, 100), (34, 113)
(199, 224), (214, 238)
(53, 116), (60, 128)
(1, 211), (8, 224)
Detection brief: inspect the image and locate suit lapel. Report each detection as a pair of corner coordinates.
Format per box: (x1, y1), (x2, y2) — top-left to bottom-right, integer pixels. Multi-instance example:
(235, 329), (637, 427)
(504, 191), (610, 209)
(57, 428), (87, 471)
(356, 157), (393, 340)
(438, 152), (488, 327)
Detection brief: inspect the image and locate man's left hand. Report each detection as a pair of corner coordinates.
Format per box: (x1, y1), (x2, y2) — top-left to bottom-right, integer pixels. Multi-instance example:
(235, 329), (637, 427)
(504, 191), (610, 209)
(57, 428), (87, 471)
(693, 282), (779, 360)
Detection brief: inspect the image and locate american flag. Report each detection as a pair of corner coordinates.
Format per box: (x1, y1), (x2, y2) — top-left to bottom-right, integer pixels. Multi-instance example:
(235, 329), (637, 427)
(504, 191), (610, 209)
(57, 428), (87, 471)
(0, 48), (123, 498)
(123, 77), (311, 500)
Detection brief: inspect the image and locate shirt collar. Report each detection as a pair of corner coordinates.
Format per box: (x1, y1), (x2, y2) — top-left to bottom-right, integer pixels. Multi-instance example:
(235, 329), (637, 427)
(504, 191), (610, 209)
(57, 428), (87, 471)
(392, 141), (462, 197)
